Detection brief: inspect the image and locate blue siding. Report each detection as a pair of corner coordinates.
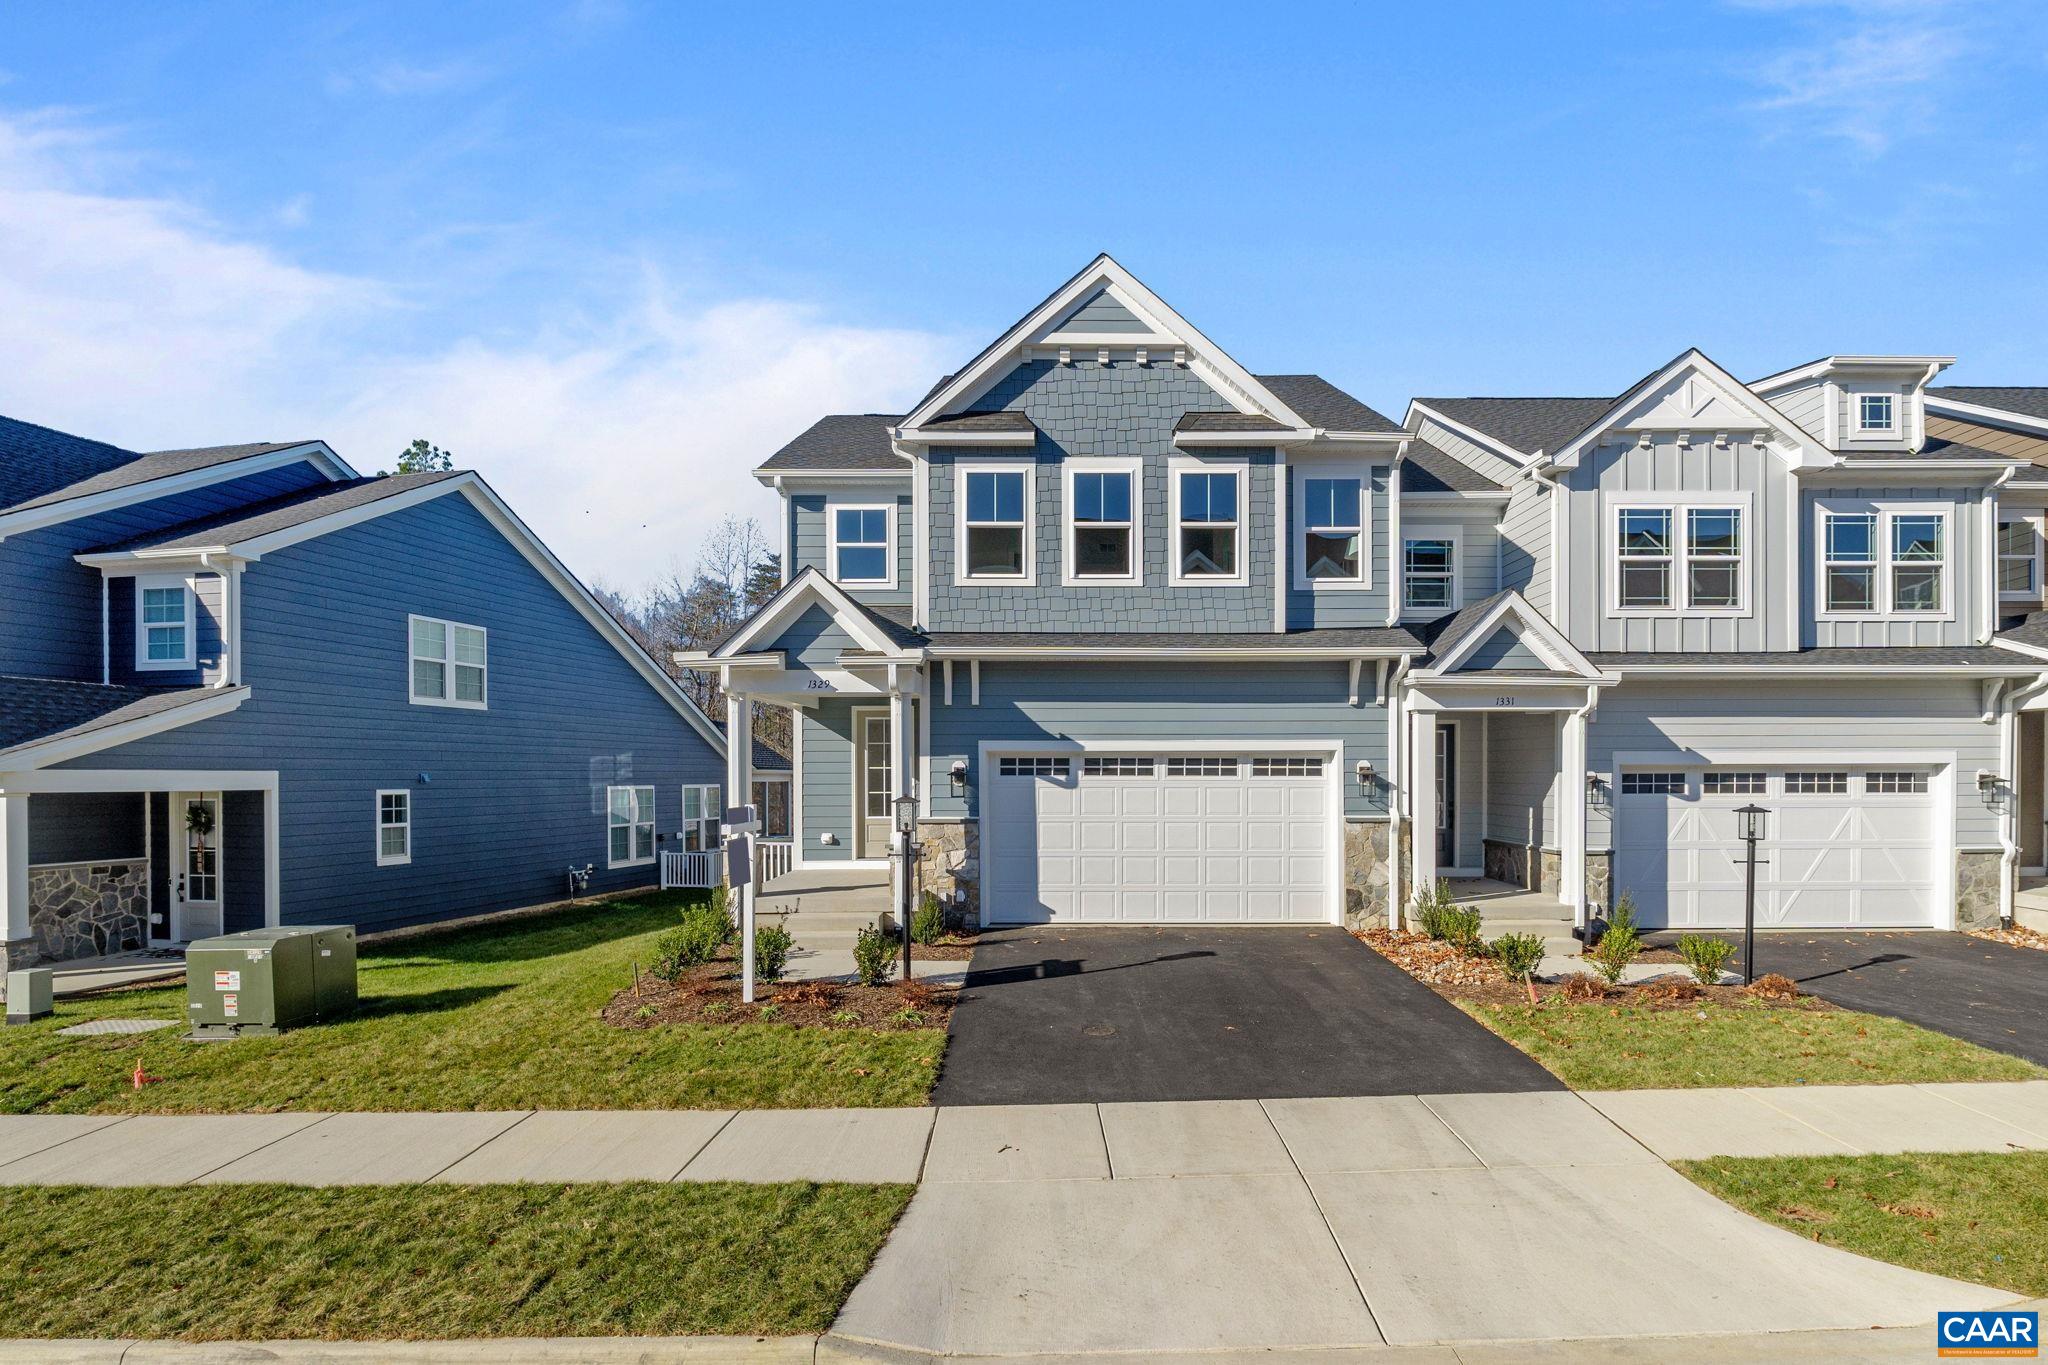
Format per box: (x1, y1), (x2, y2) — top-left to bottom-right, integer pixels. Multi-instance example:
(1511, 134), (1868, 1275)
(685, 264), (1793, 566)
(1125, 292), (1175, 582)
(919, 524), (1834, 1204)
(0, 462), (328, 681)
(28, 791), (147, 863)
(105, 571), (227, 687)
(58, 490), (725, 934)
(767, 604), (861, 670)
(797, 697), (859, 860)
(1055, 289), (1149, 333)
(790, 490), (912, 607)
(1459, 627), (1549, 672)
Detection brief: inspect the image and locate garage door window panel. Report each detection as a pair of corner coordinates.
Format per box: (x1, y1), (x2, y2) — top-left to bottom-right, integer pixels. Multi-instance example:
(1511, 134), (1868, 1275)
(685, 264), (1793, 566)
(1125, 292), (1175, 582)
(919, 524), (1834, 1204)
(1785, 771), (1849, 795)
(1703, 770), (1765, 796)
(1866, 770), (1930, 795)
(1620, 771), (1687, 796)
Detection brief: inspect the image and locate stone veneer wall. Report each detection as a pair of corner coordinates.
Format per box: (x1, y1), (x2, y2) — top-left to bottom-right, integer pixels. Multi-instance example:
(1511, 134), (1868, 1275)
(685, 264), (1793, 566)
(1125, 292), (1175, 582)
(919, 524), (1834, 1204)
(1481, 839), (1566, 900)
(1583, 852), (1610, 918)
(26, 860), (151, 966)
(1342, 820), (1392, 931)
(913, 821), (980, 926)
(1955, 851), (2002, 930)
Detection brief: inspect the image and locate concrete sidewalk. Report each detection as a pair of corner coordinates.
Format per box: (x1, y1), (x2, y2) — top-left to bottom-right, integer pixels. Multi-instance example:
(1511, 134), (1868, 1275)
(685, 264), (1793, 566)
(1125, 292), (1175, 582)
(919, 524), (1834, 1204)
(1, 1081), (2043, 1187)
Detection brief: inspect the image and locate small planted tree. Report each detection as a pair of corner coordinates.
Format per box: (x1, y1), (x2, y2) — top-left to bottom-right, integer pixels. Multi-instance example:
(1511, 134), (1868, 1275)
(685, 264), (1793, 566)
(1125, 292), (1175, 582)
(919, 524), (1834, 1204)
(1676, 933), (1736, 987)
(911, 890), (947, 946)
(753, 922), (795, 983)
(852, 921), (894, 986)
(1491, 932), (1547, 1005)
(1587, 892), (1643, 986)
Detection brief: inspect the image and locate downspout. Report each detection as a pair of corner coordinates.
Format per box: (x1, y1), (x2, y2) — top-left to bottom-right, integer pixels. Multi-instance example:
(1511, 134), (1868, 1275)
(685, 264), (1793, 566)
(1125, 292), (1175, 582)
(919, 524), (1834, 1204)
(1385, 655), (1412, 930)
(100, 575), (110, 685)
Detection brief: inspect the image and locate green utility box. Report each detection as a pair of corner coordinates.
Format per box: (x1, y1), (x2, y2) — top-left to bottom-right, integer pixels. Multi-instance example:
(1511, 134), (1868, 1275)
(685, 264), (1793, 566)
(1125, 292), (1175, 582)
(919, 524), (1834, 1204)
(186, 925), (357, 1039)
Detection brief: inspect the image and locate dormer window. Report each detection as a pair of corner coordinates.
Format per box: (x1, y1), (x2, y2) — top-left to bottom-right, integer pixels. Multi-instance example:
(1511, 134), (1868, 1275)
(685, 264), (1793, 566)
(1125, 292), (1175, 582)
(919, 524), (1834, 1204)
(1857, 393), (1896, 433)
(1064, 460), (1140, 584)
(1171, 462), (1244, 583)
(135, 574), (196, 671)
(960, 465), (1031, 581)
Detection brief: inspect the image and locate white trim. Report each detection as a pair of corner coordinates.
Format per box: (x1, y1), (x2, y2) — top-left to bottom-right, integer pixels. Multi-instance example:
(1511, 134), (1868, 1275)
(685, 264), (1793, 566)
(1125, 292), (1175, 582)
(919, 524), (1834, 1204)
(1856, 391), (1898, 437)
(1603, 492), (1754, 618)
(826, 501), (897, 589)
(923, 643), (1419, 661)
(711, 568), (915, 661)
(852, 704), (891, 861)
(605, 783), (657, 869)
(1168, 454), (1249, 586)
(1753, 355), (1955, 392)
(407, 614), (489, 710)
(954, 460), (1036, 586)
(375, 788), (413, 867)
(0, 443), (354, 543)
(1925, 394), (2048, 440)
(1060, 457), (1143, 586)
(134, 573), (198, 672)
(893, 427), (1037, 447)
(680, 782), (724, 853)
(1174, 428), (1318, 447)
(1548, 350), (1828, 471)
(1998, 513), (2042, 603)
(1812, 499), (1957, 623)
(1417, 591), (1609, 681)
(0, 686), (250, 772)
(911, 448), (929, 626)
(1399, 523), (1461, 619)
(1403, 402), (1537, 466)
(1290, 460), (1374, 592)
(169, 790), (223, 940)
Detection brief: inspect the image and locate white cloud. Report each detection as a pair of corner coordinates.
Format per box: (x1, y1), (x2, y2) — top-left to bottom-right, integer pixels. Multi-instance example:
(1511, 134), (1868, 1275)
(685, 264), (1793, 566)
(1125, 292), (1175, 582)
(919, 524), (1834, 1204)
(1736, 0), (1970, 154)
(324, 58), (494, 97)
(0, 106), (955, 587)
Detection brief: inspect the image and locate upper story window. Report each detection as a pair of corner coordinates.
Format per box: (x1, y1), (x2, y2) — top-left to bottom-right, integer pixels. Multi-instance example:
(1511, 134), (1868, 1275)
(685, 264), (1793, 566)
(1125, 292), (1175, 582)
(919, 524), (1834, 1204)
(1402, 528), (1457, 613)
(1172, 462), (1243, 583)
(2000, 518), (2039, 600)
(1818, 504), (1950, 617)
(1857, 392), (1896, 433)
(1065, 461), (1139, 584)
(831, 506), (893, 586)
(960, 466), (1031, 582)
(135, 574), (196, 671)
(607, 785), (655, 868)
(1610, 500), (1747, 614)
(409, 615), (488, 708)
(1304, 479), (1361, 580)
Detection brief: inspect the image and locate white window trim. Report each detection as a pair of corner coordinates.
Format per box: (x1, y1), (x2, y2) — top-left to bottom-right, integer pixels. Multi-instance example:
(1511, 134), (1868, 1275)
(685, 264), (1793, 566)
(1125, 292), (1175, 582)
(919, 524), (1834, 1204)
(827, 502), (897, 589)
(1400, 523), (1460, 618)
(375, 789), (412, 867)
(1998, 514), (2041, 602)
(680, 782), (723, 852)
(134, 573), (197, 672)
(1813, 500), (1957, 623)
(953, 461), (1036, 586)
(407, 614), (489, 710)
(1061, 457), (1143, 586)
(1604, 492), (1753, 618)
(1169, 455), (1249, 587)
(1291, 461), (1374, 592)
(1856, 391), (1898, 435)
(607, 784), (657, 869)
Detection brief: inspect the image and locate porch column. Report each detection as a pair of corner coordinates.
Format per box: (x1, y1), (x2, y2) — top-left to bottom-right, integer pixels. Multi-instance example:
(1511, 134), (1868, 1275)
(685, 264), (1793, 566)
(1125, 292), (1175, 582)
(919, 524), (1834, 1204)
(1, 790), (28, 965)
(1410, 712), (1439, 901)
(1561, 705), (1589, 924)
(726, 692), (756, 1002)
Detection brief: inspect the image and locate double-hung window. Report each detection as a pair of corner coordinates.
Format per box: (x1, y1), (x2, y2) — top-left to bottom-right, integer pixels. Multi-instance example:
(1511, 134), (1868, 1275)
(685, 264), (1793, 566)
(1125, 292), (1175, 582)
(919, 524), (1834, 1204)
(1686, 508), (1742, 609)
(1890, 513), (1944, 611)
(2000, 518), (2039, 599)
(135, 575), (196, 670)
(1616, 508), (1674, 609)
(1612, 503), (1745, 612)
(1302, 477), (1362, 581)
(1822, 512), (1878, 612)
(608, 785), (656, 867)
(1402, 530), (1457, 612)
(409, 615), (487, 707)
(680, 784), (722, 852)
(1174, 465), (1241, 581)
(1857, 393), (1896, 434)
(376, 790), (412, 866)
(1067, 463), (1137, 581)
(961, 467), (1029, 580)
(1819, 506), (1950, 615)
(750, 780), (791, 838)
(831, 506), (892, 586)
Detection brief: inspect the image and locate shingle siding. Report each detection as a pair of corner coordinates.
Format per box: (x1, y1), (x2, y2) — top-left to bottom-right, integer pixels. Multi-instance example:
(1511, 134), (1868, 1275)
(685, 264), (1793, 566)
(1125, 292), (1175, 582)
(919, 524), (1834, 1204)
(790, 488), (912, 607)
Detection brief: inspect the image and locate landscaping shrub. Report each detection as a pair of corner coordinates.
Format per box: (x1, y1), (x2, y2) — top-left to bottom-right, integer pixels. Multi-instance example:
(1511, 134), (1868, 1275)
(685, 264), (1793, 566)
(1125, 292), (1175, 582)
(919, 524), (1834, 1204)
(1415, 883), (1483, 952)
(1412, 880), (1457, 936)
(753, 922), (795, 982)
(1588, 892), (1643, 985)
(852, 921), (895, 987)
(1677, 933), (1737, 987)
(1490, 932), (1547, 1004)
(648, 902), (731, 980)
(911, 890), (947, 946)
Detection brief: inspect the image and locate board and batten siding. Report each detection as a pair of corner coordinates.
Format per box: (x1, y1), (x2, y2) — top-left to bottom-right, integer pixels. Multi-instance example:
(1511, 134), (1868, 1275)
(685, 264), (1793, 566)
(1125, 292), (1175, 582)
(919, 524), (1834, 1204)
(57, 490), (724, 934)
(789, 488), (912, 608)
(1800, 484), (1987, 647)
(922, 661), (1392, 822)
(0, 461), (329, 682)
(1484, 711), (1558, 850)
(1285, 463), (1391, 628)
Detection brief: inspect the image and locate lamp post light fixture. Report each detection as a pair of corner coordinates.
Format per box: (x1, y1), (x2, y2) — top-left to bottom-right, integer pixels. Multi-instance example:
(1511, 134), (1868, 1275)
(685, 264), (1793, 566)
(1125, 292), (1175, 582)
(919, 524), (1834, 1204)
(893, 794), (920, 981)
(1733, 804), (1769, 985)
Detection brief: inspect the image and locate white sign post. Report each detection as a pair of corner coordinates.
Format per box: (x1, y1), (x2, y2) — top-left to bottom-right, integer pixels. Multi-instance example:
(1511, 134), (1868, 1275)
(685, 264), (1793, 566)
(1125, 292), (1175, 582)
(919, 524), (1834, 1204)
(725, 804), (759, 1002)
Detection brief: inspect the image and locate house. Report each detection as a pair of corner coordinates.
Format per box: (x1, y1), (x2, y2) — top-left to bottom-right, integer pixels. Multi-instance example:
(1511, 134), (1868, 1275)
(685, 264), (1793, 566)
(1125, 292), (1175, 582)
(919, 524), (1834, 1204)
(0, 415), (726, 972)
(697, 255), (2048, 938)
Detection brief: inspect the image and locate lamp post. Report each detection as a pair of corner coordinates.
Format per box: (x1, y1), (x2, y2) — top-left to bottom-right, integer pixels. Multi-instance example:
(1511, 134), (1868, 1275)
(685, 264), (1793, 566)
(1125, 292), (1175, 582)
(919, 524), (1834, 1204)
(893, 794), (919, 982)
(1734, 804), (1769, 985)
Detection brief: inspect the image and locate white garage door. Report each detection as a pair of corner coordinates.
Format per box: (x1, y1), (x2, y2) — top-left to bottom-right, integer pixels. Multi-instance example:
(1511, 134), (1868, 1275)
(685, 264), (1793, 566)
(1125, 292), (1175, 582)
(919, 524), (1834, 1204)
(1614, 765), (1942, 929)
(984, 752), (1334, 924)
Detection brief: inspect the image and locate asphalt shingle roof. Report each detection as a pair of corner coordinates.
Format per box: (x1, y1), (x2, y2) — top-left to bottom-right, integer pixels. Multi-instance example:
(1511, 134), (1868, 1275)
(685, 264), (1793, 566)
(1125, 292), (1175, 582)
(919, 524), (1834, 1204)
(1176, 412), (1290, 433)
(923, 411), (1035, 433)
(1930, 387), (2048, 422)
(758, 415), (907, 472)
(1255, 375), (1402, 433)
(1401, 440), (1507, 494)
(90, 472), (464, 554)
(1416, 397), (1615, 457)
(0, 678), (226, 758)
(0, 415), (320, 515)
(1997, 612), (2048, 652)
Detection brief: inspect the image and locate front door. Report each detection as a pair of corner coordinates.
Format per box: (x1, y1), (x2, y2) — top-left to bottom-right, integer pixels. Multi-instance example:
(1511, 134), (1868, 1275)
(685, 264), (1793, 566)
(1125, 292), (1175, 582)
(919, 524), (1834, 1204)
(856, 711), (892, 859)
(1436, 723), (1457, 869)
(173, 792), (224, 941)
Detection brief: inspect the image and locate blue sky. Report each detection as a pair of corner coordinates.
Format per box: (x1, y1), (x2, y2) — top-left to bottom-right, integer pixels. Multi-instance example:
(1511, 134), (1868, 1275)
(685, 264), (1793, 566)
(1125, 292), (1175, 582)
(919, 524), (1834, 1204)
(2, 0), (2044, 587)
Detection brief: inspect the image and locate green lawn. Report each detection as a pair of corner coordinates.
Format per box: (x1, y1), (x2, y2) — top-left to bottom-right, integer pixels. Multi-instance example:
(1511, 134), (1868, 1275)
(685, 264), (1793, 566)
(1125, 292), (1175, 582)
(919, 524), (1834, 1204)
(1681, 1151), (2048, 1298)
(0, 893), (945, 1113)
(0, 1181), (910, 1340)
(1458, 998), (2044, 1090)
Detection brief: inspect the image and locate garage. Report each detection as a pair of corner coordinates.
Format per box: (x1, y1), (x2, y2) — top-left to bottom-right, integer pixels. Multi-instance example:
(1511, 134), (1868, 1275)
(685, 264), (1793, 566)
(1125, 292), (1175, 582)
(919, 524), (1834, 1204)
(1613, 764), (1944, 929)
(983, 751), (1336, 924)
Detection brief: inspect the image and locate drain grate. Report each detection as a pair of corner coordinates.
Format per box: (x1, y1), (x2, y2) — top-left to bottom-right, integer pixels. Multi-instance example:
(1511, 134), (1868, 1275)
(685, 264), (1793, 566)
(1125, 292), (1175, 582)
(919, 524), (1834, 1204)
(56, 1018), (176, 1037)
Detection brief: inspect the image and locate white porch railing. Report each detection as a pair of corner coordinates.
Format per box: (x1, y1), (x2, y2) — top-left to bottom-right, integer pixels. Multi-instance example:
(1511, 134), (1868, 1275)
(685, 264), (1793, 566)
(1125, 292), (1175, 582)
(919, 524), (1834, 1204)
(754, 838), (793, 885)
(659, 849), (717, 889)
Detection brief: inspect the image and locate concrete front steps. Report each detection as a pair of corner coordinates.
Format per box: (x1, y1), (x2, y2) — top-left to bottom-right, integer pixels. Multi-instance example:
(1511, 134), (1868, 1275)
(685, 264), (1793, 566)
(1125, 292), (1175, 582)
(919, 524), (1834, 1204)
(1446, 878), (1580, 957)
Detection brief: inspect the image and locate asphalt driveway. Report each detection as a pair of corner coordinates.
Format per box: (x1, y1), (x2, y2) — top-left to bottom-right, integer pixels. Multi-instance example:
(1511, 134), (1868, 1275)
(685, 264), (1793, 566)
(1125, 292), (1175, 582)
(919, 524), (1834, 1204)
(932, 925), (1560, 1106)
(1735, 931), (2048, 1067)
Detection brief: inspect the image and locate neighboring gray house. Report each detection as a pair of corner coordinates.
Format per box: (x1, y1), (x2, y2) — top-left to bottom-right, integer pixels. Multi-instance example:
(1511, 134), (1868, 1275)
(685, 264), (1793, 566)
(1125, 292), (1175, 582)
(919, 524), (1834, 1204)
(699, 255), (2048, 935)
(0, 416), (726, 971)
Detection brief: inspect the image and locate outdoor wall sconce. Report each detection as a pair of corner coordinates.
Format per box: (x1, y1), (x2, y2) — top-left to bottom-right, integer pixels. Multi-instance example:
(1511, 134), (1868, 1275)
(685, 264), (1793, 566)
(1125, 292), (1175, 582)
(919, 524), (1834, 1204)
(949, 759), (969, 796)
(1586, 772), (1608, 808)
(1355, 759), (1375, 788)
(1978, 770), (2009, 808)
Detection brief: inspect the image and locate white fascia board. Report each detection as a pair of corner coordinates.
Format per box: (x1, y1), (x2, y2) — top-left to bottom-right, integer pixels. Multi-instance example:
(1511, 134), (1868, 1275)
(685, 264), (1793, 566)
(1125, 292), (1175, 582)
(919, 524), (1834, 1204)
(1606, 662), (2040, 677)
(1824, 459), (2019, 475)
(1402, 402), (1536, 467)
(922, 645), (1421, 661)
(891, 428), (1037, 446)
(1173, 428), (1318, 447)
(1401, 492), (1513, 505)
(712, 568), (907, 660)
(1419, 591), (1602, 679)
(1992, 637), (2048, 663)
(0, 686), (250, 772)
(1753, 355), (1957, 391)
(1925, 395), (2048, 439)
(1549, 350), (1828, 471)
(0, 444), (350, 543)
(1030, 331), (1183, 348)
(751, 467), (911, 489)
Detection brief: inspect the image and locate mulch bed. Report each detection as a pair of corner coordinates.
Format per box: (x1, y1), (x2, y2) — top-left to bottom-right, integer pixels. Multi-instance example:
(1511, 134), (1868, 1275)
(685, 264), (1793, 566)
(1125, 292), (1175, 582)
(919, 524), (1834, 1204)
(1972, 923), (2048, 953)
(603, 949), (955, 1030)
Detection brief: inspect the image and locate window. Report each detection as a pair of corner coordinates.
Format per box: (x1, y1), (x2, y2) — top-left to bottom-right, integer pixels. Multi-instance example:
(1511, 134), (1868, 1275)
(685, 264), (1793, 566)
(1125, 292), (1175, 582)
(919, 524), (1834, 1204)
(1166, 756), (1238, 777)
(1174, 466), (1241, 580)
(751, 780), (791, 838)
(1083, 756), (1154, 777)
(1890, 514), (1944, 612)
(1616, 508), (1673, 608)
(1703, 771), (1765, 796)
(1686, 508), (1742, 609)
(1866, 771), (1929, 794)
(135, 575), (195, 670)
(376, 790), (411, 866)
(1620, 772), (1686, 796)
(1403, 532), (1456, 612)
(1785, 771), (1849, 795)
(962, 467), (1029, 580)
(409, 615), (487, 707)
(680, 784), (722, 853)
(831, 506), (891, 585)
(1251, 756), (1324, 777)
(608, 785), (656, 867)
(1823, 512), (1878, 612)
(2000, 519), (2039, 599)
(998, 756), (1068, 778)
(1302, 477), (1362, 582)
(1858, 392), (1896, 433)
(1819, 506), (1950, 617)
(1068, 464), (1137, 581)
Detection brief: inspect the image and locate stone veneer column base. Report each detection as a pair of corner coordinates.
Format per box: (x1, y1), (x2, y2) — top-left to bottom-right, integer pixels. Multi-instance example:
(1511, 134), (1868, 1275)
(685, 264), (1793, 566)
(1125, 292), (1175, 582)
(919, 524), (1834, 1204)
(1341, 820), (1393, 931)
(29, 861), (151, 964)
(913, 821), (980, 928)
(1955, 851), (2003, 930)
(1583, 852), (1611, 918)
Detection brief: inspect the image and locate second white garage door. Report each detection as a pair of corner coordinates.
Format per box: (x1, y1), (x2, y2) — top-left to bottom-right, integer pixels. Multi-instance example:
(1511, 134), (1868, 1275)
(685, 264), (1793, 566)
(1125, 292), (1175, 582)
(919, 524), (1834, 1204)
(984, 752), (1334, 924)
(1613, 765), (1943, 929)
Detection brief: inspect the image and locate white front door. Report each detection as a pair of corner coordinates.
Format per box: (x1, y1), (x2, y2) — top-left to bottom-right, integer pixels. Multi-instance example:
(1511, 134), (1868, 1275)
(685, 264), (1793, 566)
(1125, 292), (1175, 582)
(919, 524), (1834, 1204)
(985, 752), (1335, 924)
(172, 791), (224, 941)
(1614, 766), (1940, 929)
